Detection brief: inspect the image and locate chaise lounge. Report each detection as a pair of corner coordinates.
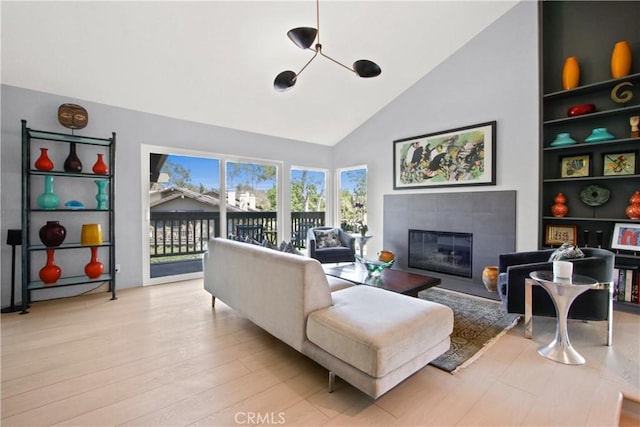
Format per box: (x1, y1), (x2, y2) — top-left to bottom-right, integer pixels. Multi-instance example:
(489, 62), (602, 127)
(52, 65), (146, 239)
(204, 237), (454, 399)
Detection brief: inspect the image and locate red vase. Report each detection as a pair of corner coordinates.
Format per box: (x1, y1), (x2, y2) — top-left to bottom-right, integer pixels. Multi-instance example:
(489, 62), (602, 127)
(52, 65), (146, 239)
(551, 193), (569, 217)
(34, 148), (54, 171)
(626, 191), (640, 220)
(85, 247), (104, 279)
(39, 249), (61, 284)
(92, 154), (108, 175)
(39, 221), (66, 247)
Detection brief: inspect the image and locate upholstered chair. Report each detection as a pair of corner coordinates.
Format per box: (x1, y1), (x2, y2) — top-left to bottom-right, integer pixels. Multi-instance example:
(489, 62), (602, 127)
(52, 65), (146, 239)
(498, 247), (615, 343)
(307, 227), (356, 264)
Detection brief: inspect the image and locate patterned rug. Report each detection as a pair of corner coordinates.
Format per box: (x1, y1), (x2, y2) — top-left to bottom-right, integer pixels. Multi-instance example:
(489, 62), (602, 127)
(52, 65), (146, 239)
(419, 287), (521, 373)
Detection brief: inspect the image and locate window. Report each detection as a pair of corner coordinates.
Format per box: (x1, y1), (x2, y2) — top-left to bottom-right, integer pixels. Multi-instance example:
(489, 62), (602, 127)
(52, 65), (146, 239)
(338, 166), (367, 233)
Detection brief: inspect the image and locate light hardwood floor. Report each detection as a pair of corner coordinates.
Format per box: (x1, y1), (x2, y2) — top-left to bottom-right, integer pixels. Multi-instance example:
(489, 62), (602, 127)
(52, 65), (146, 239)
(2, 279), (639, 426)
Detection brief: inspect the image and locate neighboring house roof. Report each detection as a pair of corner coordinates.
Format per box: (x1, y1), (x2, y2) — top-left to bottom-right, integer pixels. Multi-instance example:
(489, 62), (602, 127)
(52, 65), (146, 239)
(149, 186), (253, 212)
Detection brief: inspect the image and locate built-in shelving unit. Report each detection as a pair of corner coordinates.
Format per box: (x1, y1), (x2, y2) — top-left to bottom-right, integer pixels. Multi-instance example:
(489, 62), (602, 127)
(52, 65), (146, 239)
(540, 2), (640, 312)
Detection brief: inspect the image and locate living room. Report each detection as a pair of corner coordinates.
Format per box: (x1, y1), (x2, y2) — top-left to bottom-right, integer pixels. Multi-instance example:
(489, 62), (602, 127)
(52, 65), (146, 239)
(1, 1), (639, 425)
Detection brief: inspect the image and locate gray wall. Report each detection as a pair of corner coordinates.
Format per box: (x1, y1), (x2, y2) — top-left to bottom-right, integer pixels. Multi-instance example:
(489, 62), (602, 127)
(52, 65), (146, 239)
(333, 2), (539, 259)
(383, 191), (516, 289)
(1, 86), (334, 302)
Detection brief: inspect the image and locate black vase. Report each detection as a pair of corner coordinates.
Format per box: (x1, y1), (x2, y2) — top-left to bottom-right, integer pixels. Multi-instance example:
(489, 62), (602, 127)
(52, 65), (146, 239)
(64, 142), (82, 172)
(39, 221), (66, 247)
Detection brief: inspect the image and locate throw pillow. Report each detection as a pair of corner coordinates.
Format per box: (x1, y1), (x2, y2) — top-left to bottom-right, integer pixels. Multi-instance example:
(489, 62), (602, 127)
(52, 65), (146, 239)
(313, 229), (341, 249)
(548, 243), (585, 261)
(262, 239), (278, 250)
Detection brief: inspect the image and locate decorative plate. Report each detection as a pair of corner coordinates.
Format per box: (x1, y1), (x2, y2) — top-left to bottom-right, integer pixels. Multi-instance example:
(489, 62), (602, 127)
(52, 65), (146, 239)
(579, 185), (610, 207)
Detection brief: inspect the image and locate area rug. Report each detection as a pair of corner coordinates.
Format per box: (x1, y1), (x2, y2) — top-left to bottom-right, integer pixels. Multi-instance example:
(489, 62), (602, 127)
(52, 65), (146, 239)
(419, 287), (521, 373)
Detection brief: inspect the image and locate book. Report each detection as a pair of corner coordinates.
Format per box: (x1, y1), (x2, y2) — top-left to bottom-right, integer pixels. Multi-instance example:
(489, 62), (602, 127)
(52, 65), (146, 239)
(625, 269), (633, 302)
(618, 269), (626, 302)
(631, 270), (639, 304)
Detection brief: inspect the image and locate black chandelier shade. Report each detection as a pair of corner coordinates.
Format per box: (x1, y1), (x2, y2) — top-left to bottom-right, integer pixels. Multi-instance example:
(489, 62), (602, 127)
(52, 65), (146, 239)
(274, 70), (298, 91)
(353, 60), (382, 78)
(273, 0), (381, 91)
(287, 27), (318, 50)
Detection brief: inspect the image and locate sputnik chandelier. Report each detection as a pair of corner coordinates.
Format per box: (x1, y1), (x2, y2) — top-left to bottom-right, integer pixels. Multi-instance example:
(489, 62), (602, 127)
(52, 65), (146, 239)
(273, 0), (382, 91)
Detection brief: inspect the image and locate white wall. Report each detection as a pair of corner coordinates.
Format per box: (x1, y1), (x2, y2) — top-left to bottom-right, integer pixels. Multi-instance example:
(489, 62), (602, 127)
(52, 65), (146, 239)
(0, 86), (334, 302)
(333, 1), (539, 258)
(0, 1), (540, 306)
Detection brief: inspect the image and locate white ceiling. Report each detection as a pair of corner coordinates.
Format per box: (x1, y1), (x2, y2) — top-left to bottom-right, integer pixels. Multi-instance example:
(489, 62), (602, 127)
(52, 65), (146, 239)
(1, 1), (518, 145)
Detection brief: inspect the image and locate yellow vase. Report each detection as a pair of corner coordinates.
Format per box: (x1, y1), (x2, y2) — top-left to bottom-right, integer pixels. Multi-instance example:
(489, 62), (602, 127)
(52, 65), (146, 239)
(611, 41), (632, 79)
(562, 56), (580, 90)
(81, 224), (103, 246)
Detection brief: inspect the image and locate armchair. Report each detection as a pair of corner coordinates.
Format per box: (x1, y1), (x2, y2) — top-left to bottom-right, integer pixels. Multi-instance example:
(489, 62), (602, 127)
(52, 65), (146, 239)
(498, 247), (614, 343)
(307, 227), (356, 264)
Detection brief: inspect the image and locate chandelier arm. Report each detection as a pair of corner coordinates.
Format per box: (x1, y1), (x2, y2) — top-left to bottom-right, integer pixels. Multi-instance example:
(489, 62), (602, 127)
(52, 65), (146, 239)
(319, 50), (356, 74)
(316, 0), (321, 44)
(295, 50), (320, 78)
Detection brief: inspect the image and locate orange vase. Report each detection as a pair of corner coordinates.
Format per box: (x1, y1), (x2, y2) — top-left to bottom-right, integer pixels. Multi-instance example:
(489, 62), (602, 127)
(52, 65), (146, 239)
(92, 154), (108, 175)
(34, 148), (54, 171)
(85, 247), (104, 279)
(378, 250), (395, 263)
(39, 249), (61, 284)
(562, 56), (580, 90)
(626, 191), (640, 220)
(551, 192), (569, 217)
(482, 266), (499, 293)
(611, 41), (632, 79)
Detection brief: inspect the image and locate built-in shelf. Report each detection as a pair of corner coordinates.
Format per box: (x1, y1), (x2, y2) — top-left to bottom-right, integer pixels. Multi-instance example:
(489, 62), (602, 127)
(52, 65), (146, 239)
(543, 174), (640, 183)
(543, 72), (640, 100)
(543, 137), (640, 151)
(544, 104), (640, 126)
(543, 216), (640, 223)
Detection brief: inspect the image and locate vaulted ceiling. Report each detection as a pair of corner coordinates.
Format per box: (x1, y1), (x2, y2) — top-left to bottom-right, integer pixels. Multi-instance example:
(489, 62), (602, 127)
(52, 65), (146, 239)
(1, 1), (518, 145)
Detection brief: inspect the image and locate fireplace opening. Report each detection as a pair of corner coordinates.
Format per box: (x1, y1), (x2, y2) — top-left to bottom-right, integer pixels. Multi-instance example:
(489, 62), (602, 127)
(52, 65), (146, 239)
(408, 229), (472, 278)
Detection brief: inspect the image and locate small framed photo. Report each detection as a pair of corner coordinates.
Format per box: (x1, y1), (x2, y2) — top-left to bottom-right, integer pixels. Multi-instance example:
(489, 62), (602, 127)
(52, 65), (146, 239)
(602, 152), (636, 176)
(545, 224), (578, 246)
(561, 154), (590, 178)
(611, 223), (640, 251)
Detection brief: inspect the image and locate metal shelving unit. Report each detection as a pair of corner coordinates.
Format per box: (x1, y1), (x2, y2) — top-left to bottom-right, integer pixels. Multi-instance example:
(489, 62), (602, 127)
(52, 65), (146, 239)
(21, 119), (117, 313)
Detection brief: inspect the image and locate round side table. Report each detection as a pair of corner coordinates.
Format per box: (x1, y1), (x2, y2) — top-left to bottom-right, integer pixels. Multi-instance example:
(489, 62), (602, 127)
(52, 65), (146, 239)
(529, 270), (598, 365)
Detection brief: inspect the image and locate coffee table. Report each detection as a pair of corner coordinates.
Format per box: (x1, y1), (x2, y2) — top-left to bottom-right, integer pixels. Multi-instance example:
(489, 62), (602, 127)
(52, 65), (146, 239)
(323, 263), (441, 297)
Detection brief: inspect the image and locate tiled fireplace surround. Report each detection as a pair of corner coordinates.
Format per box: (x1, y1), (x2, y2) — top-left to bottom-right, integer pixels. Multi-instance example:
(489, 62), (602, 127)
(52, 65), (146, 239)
(383, 191), (516, 296)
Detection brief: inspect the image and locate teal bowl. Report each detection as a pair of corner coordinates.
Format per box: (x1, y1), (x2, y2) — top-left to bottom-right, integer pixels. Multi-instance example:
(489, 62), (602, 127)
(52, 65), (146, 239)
(584, 128), (615, 143)
(356, 255), (394, 276)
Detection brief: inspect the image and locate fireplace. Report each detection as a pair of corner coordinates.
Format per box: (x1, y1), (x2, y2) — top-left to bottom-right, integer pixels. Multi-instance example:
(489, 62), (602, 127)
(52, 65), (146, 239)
(408, 229), (473, 278)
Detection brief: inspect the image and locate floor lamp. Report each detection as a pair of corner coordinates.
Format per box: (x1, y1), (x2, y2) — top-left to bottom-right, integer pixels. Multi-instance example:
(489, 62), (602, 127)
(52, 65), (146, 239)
(2, 229), (22, 313)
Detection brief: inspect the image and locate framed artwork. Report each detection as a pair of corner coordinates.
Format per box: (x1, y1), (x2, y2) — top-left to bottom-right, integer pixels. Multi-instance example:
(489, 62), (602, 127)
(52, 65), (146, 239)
(393, 121), (496, 189)
(611, 223), (640, 251)
(560, 154), (590, 178)
(602, 152), (636, 176)
(545, 224), (578, 246)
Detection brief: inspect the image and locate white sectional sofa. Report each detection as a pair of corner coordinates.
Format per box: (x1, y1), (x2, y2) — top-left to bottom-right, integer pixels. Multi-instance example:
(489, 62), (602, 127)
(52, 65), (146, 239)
(204, 238), (454, 399)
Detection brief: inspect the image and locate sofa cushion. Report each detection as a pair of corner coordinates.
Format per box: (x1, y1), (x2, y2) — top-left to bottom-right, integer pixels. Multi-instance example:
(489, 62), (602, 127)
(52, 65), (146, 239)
(307, 285), (453, 378)
(326, 275), (354, 292)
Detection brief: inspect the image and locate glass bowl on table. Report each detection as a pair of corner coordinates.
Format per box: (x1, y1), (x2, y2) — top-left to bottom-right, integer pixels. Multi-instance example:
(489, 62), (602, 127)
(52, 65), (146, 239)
(355, 254), (394, 277)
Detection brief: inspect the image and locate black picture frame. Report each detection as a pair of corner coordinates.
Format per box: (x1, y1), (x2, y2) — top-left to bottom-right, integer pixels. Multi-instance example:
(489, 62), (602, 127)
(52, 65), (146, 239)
(393, 121), (496, 190)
